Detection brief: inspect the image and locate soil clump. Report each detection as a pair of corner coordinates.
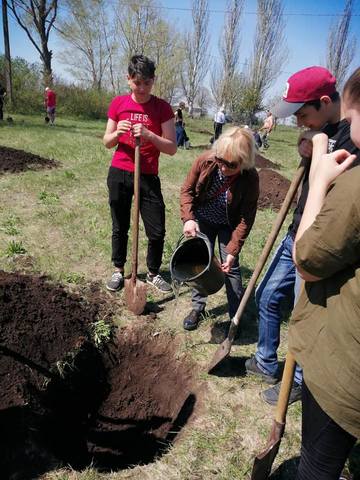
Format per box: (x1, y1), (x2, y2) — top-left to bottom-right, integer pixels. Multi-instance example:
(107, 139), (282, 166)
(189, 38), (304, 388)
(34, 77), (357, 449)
(0, 271), (197, 479)
(0, 146), (59, 174)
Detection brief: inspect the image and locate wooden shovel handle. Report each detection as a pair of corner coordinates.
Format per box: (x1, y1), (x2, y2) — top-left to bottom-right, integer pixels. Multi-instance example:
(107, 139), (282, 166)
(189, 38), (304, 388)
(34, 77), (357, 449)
(275, 351), (296, 424)
(131, 138), (141, 284)
(230, 157), (309, 331)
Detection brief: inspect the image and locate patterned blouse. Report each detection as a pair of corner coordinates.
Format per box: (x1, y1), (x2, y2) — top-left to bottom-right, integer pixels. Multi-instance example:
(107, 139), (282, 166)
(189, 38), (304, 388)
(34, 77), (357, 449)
(195, 168), (230, 225)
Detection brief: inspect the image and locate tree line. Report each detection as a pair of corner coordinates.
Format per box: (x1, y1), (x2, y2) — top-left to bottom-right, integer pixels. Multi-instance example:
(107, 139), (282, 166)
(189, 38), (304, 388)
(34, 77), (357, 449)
(1, 0), (357, 121)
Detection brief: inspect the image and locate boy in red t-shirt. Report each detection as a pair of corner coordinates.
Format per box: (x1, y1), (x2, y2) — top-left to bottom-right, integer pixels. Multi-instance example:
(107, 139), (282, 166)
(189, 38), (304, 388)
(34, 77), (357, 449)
(103, 55), (176, 293)
(44, 87), (56, 126)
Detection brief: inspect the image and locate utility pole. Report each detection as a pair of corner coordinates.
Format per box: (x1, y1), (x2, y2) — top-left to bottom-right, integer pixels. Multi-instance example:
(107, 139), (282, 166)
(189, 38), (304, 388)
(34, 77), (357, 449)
(2, 0), (13, 106)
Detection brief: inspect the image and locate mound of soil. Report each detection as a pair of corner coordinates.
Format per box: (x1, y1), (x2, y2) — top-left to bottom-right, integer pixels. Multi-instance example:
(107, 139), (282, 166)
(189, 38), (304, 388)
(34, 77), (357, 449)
(0, 272), (197, 479)
(0, 146), (59, 174)
(258, 168), (296, 211)
(255, 153), (279, 169)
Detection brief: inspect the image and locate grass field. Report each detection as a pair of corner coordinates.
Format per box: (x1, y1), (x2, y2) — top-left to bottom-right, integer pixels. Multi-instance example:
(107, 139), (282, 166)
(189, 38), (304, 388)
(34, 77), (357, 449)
(0, 115), (358, 480)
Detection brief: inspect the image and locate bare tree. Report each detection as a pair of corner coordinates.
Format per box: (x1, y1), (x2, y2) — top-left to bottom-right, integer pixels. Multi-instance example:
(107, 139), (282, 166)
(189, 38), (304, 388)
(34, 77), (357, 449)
(196, 85), (212, 116)
(2, 0), (13, 104)
(213, 0), (244, 109)
(7, 0), (57, 85)
(241, 0), (287, 121)
(114, 0), (183, 101)
(326, 0), (357, 88)
(116, 0), (157, 58)
(181, 0), (210, 116)
(57, 0), (115, 90)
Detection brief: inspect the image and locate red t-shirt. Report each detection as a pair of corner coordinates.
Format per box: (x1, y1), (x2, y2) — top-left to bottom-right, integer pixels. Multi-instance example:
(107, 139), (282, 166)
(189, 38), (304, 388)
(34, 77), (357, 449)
(45, 90), (56, 107)
(107, 94), (174, 175)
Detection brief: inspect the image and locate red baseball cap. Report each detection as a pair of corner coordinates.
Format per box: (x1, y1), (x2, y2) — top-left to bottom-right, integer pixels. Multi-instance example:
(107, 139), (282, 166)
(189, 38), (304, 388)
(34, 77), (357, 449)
(272, 66), (337, 118)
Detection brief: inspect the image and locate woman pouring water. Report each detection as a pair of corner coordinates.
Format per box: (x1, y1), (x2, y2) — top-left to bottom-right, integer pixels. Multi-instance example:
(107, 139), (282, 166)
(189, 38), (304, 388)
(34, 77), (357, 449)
(180, 127), (259, 330)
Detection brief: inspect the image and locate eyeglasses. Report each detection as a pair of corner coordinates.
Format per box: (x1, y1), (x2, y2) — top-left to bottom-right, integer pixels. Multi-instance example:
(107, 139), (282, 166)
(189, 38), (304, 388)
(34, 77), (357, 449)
(215, 156), (238, 170)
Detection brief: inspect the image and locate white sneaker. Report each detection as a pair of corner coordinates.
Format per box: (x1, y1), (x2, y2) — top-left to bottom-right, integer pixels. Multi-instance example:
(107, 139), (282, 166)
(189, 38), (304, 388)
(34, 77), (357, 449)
(146, 273), (172, 292)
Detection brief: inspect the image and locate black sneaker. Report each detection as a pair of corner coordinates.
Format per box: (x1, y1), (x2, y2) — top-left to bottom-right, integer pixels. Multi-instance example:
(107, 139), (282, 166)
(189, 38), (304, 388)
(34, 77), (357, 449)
(183, 309), (205, 331)
(146, 273), (172, 292)
(245, 356), (279, 385)
(106, 271), (124, 291)
(261, 381), (302, 406)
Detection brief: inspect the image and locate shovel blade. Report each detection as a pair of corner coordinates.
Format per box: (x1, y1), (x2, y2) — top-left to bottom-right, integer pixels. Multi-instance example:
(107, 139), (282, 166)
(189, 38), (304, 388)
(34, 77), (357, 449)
(124, 278), (147, 315)
(207, 337), (232, 373)
(251, 420), (284, 480)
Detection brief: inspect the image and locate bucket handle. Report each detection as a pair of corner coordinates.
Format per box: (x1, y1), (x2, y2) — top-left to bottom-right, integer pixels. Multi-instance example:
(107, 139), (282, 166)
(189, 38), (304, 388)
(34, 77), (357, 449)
(175, 231), (212, 253)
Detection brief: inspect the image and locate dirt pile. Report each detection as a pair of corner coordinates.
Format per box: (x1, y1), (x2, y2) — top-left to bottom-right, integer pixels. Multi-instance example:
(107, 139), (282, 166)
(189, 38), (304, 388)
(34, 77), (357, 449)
(258, 168), (296, 211)
(0, 272), (197, 479)
(255, 153), (279, 170)
(0, 146), (59, 174)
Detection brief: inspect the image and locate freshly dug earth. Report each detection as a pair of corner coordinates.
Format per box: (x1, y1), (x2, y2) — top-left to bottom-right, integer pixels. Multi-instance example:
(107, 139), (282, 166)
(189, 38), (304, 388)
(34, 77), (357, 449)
(0, 146), (59, 174)
(255, 153), (279, 169)
(258, 168), (296, 211)
(0, 272), (197, 479)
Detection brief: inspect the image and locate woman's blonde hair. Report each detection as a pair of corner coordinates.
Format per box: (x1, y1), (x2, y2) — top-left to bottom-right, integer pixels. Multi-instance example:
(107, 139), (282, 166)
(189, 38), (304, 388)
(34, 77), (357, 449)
(212, 126), (255, 171)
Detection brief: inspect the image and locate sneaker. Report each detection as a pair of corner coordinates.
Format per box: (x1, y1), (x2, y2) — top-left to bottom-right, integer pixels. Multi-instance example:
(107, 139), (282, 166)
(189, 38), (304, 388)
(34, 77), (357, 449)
(106, 271), (124, 291)
(245, 356), (279, 385)
(146, 273), (172, 293)
(183, 309), (205, 331)
(261, 381), (302, 406)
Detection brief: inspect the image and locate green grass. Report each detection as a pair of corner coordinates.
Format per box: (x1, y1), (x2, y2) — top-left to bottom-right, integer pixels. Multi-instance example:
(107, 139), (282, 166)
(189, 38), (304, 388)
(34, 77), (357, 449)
(1, 114), (357, 480)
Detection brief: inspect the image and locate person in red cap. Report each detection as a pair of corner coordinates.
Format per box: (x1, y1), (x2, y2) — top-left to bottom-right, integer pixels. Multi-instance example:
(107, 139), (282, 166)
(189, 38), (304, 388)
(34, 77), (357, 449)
(245, 66), (360, 406)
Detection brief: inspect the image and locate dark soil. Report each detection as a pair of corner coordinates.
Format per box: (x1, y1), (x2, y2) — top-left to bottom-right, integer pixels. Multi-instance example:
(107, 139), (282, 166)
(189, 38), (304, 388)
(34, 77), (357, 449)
(258, 168), (296, 211)
(0, 272), (197, 480)
(0, 146), (59, 174)
(255, 153), (279, 169)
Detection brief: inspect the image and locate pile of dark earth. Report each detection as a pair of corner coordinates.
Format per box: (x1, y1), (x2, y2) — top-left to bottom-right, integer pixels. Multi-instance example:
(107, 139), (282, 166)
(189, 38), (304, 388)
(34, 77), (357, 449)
(0, 146), (59, 174)
(0, 271), (196, 480)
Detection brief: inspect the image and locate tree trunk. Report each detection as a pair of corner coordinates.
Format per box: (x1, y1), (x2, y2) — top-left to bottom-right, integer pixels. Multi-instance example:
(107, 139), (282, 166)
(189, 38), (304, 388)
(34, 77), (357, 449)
(41, 42), (53, 86)
(2, 0), (13, 106)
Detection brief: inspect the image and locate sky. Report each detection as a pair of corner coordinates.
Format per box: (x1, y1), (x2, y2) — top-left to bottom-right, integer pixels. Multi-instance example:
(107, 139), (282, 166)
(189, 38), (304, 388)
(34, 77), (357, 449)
(1, 0), (360, 104)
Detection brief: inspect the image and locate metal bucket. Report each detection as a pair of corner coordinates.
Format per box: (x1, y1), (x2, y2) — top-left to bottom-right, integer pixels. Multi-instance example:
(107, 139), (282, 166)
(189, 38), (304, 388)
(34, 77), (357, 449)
(170, 232), (225, 296)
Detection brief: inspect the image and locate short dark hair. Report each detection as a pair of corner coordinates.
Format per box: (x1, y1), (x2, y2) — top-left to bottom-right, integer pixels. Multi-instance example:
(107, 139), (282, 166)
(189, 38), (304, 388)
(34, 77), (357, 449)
(128, 55), (156, 79)
(343, 67), (360, 107)
(304, 91), (340, 111)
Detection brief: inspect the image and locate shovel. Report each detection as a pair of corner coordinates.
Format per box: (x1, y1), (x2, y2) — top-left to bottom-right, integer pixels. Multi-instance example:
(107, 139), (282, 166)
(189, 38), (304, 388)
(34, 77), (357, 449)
(124, 137), (147, 315)
(208, 157), (309, 372)
(251, 352), (296, 479)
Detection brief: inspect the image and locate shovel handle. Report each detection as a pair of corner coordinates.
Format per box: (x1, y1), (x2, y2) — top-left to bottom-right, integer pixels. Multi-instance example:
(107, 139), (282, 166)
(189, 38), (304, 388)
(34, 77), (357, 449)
(275, 351), (296, 424)
(131, 138), (141, 284)
(228, 157), (309, 342)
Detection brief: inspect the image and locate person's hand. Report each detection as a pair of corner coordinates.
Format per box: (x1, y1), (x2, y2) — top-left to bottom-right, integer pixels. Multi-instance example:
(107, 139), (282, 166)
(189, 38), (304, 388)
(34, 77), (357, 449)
(132, 123), (151, 140)
(221, 254), (235, 273)
(116, 120), (132, 136)
(309, 149), (357, 190)
(183, 220), (199, 237)
(297, 131), (326, 159)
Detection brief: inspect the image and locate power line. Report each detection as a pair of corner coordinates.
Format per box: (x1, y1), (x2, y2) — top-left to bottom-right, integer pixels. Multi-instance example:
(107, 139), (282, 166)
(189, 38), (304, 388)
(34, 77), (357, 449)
(113, 1), (360, 17)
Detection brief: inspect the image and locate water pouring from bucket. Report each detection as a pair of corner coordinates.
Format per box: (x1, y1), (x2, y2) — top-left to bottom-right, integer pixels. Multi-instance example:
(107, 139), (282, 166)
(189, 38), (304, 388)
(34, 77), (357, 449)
(170, 232), (225, 296)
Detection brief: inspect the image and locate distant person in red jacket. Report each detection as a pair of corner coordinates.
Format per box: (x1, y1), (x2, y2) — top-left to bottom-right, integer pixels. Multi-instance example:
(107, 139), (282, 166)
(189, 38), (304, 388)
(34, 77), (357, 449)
(44, 87), (56, 126)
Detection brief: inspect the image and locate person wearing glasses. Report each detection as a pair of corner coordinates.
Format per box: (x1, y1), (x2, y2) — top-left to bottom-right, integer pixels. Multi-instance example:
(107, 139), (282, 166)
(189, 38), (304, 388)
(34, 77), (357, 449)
(180, 127), (259, 330)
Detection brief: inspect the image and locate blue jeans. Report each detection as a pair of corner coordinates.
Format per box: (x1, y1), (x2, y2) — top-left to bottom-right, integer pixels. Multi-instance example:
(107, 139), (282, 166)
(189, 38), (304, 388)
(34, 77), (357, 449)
(255, 233), (303, 384)
(192, 221), (243, 319)
(176, 124), (185, 147)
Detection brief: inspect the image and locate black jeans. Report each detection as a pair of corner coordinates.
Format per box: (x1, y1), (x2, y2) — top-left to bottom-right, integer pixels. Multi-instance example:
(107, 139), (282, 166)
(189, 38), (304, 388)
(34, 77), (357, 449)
(192, 220), (243, 319)
(107, 167), (166, 273)
(296, 382), (356, 480)
(214, 122), (223, 140)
